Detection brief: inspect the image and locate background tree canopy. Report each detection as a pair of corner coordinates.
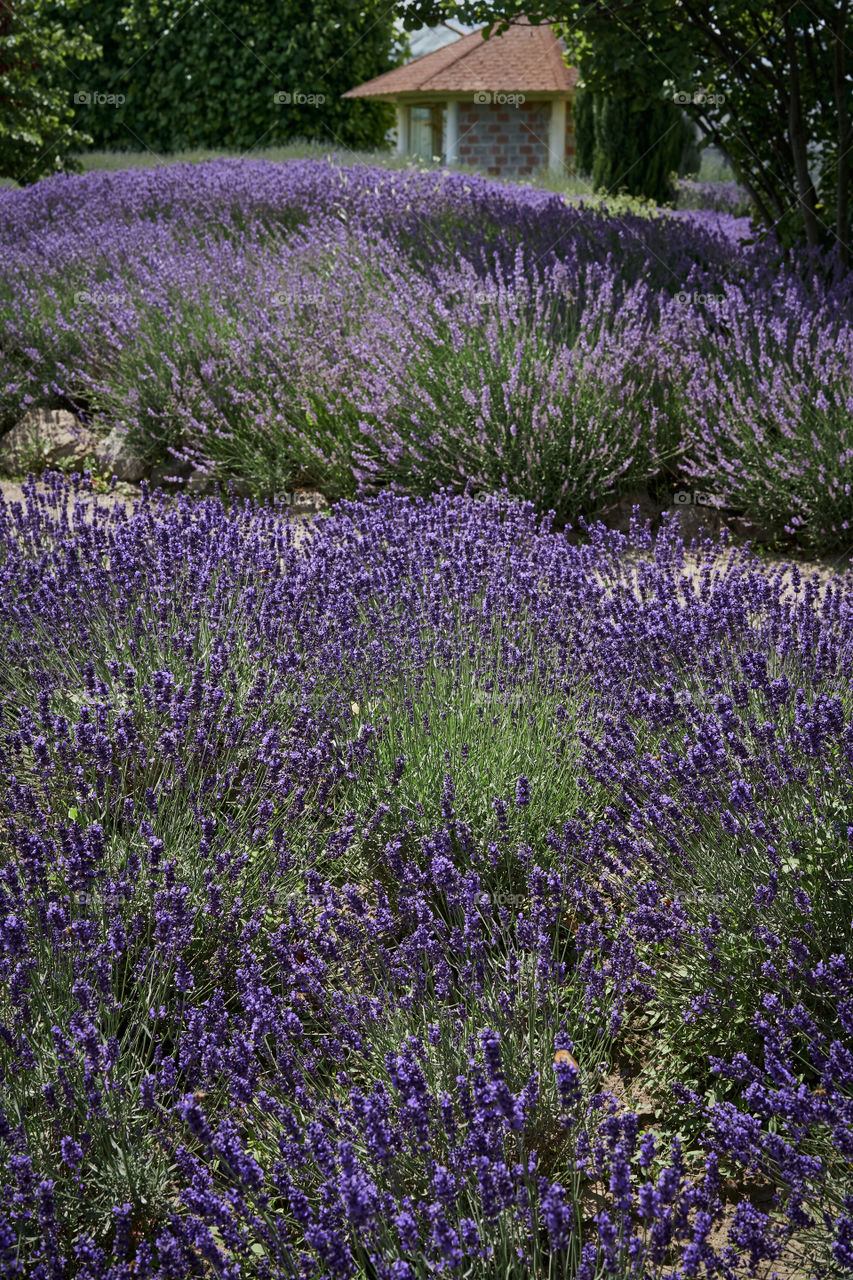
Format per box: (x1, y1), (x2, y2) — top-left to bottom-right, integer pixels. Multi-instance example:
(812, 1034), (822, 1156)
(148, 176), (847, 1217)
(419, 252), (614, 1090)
(0, 0), (98, 184)
(399, 0), (853, 263)
(572, 86), (697, 205)
(61, 0), (403, 158)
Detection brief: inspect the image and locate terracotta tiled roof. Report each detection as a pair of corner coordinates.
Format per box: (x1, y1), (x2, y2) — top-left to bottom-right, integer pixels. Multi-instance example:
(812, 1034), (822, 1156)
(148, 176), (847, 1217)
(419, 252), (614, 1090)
(342, 18), (577, 99)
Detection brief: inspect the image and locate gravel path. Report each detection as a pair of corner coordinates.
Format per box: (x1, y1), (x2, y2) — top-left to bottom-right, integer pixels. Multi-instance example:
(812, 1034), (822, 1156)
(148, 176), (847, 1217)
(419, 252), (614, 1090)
(0, 479), (138, 513)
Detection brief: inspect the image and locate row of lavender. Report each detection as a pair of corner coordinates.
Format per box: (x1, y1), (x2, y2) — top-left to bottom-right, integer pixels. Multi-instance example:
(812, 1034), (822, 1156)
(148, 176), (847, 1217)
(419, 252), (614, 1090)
(1, 159), (852, 548)
(0, 476), (851, 1276)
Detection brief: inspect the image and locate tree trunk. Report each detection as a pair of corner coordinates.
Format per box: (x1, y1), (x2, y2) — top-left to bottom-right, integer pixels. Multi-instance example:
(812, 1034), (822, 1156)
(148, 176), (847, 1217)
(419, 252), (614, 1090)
(785, 11), (821, 248)
(693, 112), (783, 226)
(833, 0), (850, 265)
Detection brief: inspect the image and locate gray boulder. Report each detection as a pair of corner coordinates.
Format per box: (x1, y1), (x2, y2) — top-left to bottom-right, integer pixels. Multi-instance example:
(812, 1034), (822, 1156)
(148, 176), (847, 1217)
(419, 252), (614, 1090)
(599, 488), (661, 533)
(723, 514), (782, 547)
(149, 458), (218, 495)
(186, 469), (216, 495)
(94, 427), (148, 482)
(0, 408), (97, 474)
(668, 503), (723, 541)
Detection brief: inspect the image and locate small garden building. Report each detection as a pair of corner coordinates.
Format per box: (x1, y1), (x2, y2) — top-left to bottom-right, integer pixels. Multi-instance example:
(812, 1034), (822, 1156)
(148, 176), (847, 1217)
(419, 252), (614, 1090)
(343, 17), (577, 177)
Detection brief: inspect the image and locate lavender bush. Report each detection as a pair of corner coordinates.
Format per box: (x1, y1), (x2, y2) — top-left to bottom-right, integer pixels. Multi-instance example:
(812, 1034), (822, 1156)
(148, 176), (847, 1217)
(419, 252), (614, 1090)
(0, 475), (851, 1276)
(675, 180), (752, 217)
(1, 159), (851, 547)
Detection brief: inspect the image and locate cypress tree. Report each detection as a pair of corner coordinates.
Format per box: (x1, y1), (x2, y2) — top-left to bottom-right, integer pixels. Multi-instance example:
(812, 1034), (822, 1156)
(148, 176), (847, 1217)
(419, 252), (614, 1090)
(573, 87), (694, 204)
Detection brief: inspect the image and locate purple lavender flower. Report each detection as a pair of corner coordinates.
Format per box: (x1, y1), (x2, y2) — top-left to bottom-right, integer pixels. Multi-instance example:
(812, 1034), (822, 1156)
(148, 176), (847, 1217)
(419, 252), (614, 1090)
(59, 1137), (84, 1170)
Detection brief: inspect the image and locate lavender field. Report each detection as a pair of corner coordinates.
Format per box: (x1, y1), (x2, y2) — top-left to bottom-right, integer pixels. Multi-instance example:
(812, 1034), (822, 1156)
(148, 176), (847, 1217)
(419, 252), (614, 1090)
(0, 475), (849, 1278)
(1, 159), (852, 547)
(0, 160), (852, 1279)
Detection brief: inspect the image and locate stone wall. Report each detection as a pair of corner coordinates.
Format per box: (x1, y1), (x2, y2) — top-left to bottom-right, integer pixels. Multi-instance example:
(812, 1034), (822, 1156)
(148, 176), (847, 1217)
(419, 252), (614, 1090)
(456, 98), (575, 176)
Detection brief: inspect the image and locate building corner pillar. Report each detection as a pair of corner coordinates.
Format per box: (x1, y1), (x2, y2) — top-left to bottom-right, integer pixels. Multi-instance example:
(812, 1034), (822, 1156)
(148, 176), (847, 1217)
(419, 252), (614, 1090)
(396, 103), (409, 156)
(446, 98), (459, 164)
(548, 98), (567, 173)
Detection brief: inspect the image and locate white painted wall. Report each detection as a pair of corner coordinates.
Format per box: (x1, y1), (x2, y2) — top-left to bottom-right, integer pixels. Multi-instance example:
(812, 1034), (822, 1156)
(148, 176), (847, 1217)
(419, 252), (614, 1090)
(548, 99), (566, 173)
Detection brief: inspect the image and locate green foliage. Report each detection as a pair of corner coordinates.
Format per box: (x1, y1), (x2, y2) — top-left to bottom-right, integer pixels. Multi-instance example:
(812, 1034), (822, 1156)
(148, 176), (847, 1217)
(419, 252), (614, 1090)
(401, 0), (853, 262)
(691, 387), (853, 551)
(0, 0), (99, 183)
(574, 88), (693, 205)
(0, 548), (606, 1262)
(331, 660), (593, 888)
(571, 85), (593, 176)
(616, 674), (853, 1161)
(62, 0), (403, 154)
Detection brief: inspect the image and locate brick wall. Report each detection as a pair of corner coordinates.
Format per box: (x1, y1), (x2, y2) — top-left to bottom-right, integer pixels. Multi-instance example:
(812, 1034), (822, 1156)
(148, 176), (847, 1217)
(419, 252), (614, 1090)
(456, 98), (574, 177)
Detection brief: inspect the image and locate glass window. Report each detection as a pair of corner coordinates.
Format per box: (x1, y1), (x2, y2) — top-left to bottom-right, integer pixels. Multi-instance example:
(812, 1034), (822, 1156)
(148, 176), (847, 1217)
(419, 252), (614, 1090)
(408, 105), (445, 161)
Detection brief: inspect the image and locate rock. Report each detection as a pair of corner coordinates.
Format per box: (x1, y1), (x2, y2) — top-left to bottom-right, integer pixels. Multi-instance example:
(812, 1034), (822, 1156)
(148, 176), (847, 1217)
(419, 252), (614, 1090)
(290, 487), (329, 515)
(93, 426), (148, 482)
(668, 503), (723, 541)
(0, 408), (97, 474)
(599, 487), (662, 533)
(723, 514), (782, 547)
(149, 458), (216, 495)
(148, 462), (184, 491)
(186, 469), (217, 495)
(148, 452), (227, 496)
